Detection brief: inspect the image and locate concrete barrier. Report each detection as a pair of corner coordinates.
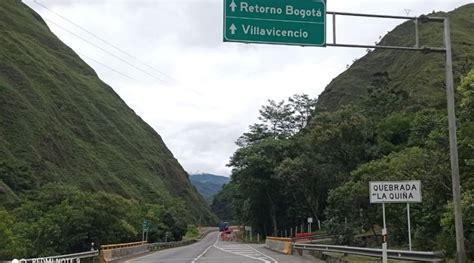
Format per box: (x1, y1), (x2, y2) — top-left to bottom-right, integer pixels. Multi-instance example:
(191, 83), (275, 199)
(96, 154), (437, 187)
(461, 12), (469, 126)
(100, 241), (148, 263)
(265, 237), (293, 255)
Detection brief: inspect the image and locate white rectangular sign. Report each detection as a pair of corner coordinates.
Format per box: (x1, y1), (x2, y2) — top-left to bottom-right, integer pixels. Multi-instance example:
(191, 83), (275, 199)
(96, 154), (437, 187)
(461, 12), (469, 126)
(307, 217), (313, 223)
(369, 181), (421, 203)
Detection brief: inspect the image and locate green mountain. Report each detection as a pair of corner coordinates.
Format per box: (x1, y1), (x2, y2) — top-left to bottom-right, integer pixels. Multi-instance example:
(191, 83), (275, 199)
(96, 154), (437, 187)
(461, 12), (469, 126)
(317, 4), (474, 112)
(0, 0), (216, 256)
(190, 173), (229, 202)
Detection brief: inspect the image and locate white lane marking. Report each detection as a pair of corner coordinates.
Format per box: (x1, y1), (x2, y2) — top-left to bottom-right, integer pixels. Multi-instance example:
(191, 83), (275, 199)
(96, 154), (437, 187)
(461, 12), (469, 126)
(190, 233), (219, 263)
(245, 245), (278, 263)
(213, 239), (278, 263)
(213, 245), (270, 263)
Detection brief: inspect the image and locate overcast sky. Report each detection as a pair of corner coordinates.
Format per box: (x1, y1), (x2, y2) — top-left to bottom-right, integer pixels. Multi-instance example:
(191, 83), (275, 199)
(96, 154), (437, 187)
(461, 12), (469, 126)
(24, 0), (472, 176)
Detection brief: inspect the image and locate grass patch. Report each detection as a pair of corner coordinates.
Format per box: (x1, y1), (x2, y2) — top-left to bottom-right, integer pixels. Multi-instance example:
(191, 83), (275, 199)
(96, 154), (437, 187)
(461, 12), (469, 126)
(183, 224), (200, 240)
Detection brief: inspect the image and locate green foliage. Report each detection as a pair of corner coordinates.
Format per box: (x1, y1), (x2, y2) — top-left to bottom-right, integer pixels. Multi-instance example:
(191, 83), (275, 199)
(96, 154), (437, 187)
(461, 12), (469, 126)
(183, 224), (200, 240)
(437, 190), (474, 259)
(211, 183), (236, 221)
(373, 113), (413, 156)
(0, 209), (25, 258)
(458, 70), (474, 120)
(0, 185), (193, 258)
(0, 161), (36, 194)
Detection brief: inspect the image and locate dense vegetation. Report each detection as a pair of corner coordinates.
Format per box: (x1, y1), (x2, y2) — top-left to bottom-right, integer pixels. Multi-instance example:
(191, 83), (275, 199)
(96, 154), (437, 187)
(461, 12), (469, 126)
(215, 4), (474, 258)
(0, 0), (216, 257)
(189, 173), (229, 202)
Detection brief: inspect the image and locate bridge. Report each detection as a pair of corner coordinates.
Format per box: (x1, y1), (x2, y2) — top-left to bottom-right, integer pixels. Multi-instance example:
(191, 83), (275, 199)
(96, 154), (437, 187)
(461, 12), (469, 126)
(4, 229), (446, 263)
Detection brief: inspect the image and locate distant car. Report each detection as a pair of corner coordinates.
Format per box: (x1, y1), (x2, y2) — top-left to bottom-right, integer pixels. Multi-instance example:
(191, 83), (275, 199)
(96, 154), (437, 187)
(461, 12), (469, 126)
(218, 221), (229, 232)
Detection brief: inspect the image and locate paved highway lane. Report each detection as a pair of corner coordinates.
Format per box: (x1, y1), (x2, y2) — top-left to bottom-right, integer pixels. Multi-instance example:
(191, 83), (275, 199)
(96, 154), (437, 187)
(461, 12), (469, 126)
(127, 232), (322, 263)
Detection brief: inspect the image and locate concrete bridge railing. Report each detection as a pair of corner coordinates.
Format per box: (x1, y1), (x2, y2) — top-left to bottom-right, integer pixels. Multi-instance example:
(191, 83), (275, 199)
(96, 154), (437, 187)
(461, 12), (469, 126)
(100, 241), (148, 263)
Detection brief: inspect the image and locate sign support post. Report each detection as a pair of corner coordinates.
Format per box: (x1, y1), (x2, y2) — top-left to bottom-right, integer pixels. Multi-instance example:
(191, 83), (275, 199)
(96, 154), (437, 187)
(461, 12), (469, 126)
(382, 203), (387, 263)
(308, 217), (313, 234)
(407, 203), (412, 251)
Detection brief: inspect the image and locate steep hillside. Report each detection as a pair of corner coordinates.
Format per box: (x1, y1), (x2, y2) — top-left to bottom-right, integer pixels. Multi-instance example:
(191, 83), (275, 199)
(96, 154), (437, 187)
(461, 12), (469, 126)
(190, 173), (229, 202)
(317, 4), (474, 112)
(0, 0), (216, 224)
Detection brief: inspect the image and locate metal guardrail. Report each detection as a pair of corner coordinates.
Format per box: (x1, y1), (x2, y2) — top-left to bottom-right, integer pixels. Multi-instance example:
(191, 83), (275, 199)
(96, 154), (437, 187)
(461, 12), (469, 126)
(148, 240), (196, 251)
(101, 241), (146, 250)
(290, 233), (334, 244)
(149, 228), (218, 251)
(293, 243), (446, 262)
(11, 250), (99, 263)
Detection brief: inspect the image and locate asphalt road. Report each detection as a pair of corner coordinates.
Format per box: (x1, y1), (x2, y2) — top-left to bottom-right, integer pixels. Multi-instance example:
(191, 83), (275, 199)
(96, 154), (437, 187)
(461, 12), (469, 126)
(126, 232), (322, 263)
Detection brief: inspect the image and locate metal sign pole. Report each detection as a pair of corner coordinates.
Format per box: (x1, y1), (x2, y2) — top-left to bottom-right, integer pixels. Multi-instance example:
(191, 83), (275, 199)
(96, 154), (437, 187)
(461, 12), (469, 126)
(407, 203), (412, 251)
(443, 17), (467, 263)
(382, 203), (388, 263)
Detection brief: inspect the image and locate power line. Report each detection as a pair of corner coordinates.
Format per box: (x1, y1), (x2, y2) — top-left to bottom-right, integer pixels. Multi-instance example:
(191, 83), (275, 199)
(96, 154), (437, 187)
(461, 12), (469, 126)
(43, 17), (171, 84)
(33, 0), (178, 84)
(77, 52), (136, 81)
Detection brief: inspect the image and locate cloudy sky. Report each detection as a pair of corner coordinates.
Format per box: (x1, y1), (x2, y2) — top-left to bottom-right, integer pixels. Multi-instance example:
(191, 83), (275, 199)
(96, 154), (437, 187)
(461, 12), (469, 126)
(24, 0), (472, 176)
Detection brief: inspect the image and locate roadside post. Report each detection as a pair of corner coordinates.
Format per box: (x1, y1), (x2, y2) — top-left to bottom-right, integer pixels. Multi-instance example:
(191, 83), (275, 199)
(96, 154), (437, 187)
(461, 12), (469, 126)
(308, 217), (313, 233)
(244, 226), (252, 241)
(370, 181), (422, 262)
(142, 219), (151, 242)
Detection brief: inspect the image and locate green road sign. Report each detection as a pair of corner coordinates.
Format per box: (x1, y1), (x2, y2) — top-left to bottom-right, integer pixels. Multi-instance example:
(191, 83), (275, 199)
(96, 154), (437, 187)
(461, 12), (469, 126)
(143, 219), (150, 231)
(223, 0), (326, 46)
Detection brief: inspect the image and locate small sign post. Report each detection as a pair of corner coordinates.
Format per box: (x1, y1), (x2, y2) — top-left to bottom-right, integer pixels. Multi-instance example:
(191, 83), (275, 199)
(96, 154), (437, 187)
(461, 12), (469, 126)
(369, 181), (422, 262)
(307, 217), (313, 233)
(244, 226), (252, 241)
(142, 219), (151, 242)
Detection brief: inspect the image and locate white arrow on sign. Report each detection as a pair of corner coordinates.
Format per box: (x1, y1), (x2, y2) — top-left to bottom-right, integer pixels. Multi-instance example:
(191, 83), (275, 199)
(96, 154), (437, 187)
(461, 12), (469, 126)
(229, 0), (237, 12)
(229, 24), (237, 34)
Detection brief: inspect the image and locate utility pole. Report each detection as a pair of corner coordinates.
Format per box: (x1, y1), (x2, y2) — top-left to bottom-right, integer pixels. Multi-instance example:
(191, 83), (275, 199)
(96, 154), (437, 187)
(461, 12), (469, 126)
(444, 17), (467, 263)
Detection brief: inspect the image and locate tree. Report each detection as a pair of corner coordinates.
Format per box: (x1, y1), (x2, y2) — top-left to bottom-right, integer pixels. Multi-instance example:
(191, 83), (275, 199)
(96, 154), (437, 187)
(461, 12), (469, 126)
(288, 94), (317, 131)
(258, 99), (294, 138)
